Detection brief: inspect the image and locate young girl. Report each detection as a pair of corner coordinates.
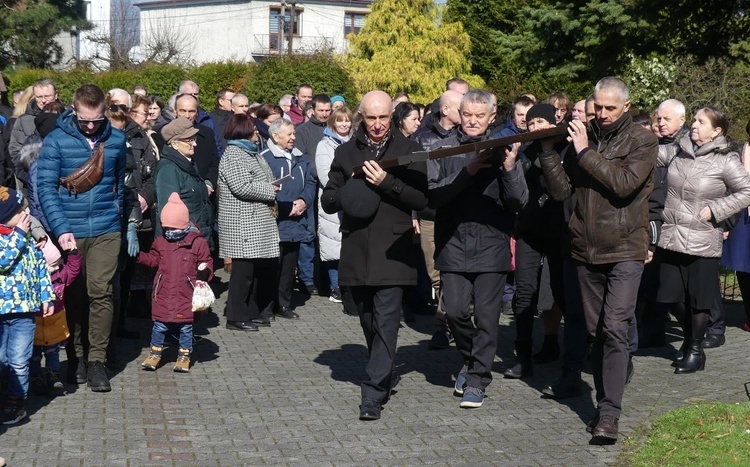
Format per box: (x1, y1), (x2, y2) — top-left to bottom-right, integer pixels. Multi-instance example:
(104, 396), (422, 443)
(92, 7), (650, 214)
(0, 187), (54, 425)
(137, 193), (212, 372)
(30, 242), (81, 396)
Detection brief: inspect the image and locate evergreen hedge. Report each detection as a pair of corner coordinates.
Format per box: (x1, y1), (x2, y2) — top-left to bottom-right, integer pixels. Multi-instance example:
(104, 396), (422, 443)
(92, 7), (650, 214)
(3, 56), (355, 107)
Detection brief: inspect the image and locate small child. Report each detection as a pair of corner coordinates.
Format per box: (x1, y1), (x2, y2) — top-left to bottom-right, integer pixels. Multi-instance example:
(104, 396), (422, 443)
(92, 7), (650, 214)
(29, 242), (81, 396)
(0, 187), (54, 425)
(137, 193), (212, 372)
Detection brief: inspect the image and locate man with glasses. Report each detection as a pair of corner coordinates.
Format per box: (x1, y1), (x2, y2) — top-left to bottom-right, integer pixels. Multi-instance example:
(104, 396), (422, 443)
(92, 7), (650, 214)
(210, 88), (235, 150)
(37, 84), (131, 393)
(177, 80), (222, 155)
(8, 78), (61, 180)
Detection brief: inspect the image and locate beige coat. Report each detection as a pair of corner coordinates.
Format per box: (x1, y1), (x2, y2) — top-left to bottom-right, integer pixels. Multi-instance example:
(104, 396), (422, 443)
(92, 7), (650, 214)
(658, 135), (750, 257)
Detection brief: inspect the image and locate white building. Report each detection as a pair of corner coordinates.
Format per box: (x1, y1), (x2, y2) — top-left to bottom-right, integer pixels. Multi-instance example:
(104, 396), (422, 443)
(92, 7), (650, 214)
(133, 0), (372, 64)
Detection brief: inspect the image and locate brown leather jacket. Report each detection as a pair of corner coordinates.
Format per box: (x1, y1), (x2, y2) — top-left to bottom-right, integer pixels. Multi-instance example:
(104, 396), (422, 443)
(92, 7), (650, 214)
(539, 113), (657, 264)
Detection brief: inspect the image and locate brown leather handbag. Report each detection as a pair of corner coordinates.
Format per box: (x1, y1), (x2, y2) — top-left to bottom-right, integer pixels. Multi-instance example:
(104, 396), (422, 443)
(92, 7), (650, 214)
(59, 144), (105, 194)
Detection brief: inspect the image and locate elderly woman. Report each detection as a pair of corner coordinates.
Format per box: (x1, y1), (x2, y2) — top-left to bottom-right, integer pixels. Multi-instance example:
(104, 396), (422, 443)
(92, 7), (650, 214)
(261, 118), (315, 320)
(657, 106), (750, 374)
(392, 102), (421, 138)
(155, 118), (214, 248)
(219, 114), (280, 331)
(315, 106), (353, 303)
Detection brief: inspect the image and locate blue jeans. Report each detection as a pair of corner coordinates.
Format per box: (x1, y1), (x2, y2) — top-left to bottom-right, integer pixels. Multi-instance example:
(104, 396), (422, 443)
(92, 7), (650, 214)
(324, 261), (339, 289)
(30, 343), (62, 376)
(297, 206), (317, 285)
(0, 315), (36, 399)
(151, 321), (193, 351)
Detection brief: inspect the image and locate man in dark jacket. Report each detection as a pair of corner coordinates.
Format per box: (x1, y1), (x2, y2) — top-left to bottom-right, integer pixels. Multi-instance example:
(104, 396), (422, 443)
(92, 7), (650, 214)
(491, 95), (534, 139)
(428, 89), (528, 409)
(538, 77), (657, 443)
(321, 90), (428, 421)
(178, 80), (222, 155)
(210, 88), (235, 152)
(37, 84), (130, 393)
(414, 89), (462, 349)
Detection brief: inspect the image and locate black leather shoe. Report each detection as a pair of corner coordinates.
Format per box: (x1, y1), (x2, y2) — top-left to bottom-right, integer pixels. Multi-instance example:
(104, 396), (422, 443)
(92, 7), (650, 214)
(250, 317), (271, 327)
(359, 399), (381, 421)
(701, 334), (725, 349)
(226, 321), (259, 331)
(71, 358), (87, 385)
(277, 307), (300, 320)
(542, 366), (582, 399)
(87, 362), (111, 392)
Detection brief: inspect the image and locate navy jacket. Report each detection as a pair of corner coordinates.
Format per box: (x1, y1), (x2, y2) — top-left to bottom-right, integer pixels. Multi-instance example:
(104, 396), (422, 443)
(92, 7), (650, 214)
(261, 141), (315, 243)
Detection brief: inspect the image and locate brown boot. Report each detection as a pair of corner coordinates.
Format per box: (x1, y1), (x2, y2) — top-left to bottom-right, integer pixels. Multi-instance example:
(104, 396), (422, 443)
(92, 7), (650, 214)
(173, 349), (190, 373)
(141, 346), (163, 371)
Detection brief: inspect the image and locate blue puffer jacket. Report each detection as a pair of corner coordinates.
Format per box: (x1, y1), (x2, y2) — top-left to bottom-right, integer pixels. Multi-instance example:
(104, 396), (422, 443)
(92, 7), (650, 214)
(261, 140), (315, 243)
(37, 109), (127, 239)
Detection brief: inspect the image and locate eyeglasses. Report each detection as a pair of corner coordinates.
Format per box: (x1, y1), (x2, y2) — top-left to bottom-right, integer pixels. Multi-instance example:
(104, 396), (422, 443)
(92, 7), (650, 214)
(178, 137), (197, 144)
(109, 104), (128, 113)
(130, 110), (148, 118)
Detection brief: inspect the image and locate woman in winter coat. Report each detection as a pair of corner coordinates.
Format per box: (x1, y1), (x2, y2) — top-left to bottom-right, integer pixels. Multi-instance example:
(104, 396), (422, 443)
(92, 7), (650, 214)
(218, 114), (280, 331)
(255, 103), (284, 154)
(315, 106), (352, 303)
(154, 118), (214, 249)
(261, 118), (315, 320)
(721, 120), (750, 332)
(657, 106), (750, 374)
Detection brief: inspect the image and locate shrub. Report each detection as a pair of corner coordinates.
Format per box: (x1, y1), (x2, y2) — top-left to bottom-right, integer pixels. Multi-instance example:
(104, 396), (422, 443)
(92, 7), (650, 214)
(188, 62), (255, 106)
(246, 53), (355, 105)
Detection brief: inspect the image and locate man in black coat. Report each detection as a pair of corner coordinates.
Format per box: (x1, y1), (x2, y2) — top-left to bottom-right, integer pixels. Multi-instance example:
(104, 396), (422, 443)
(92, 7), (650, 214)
(321, 90), (428, 421)
(428, 89), (528, 409)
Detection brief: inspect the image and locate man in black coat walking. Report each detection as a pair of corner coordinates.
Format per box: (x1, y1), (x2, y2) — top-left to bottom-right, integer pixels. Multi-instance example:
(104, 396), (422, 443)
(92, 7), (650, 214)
(321, 90), (428, 421)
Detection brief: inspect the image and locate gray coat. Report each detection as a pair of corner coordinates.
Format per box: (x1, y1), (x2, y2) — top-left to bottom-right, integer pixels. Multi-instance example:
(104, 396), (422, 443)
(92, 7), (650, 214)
(658, 135), (750, 258)
(218, 143), (280, 259)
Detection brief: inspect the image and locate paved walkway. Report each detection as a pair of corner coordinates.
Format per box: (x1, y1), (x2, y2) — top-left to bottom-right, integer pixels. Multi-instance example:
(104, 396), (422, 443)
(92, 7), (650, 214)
(2, 269), (749, 465)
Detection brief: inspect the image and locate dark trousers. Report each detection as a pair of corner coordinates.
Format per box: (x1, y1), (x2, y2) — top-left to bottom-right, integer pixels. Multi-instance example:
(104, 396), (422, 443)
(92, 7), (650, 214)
(577, 260), (643, 419)
(736, 271), (750, 324)
(513, 235), (564, 342)
(561, 258), (586, 370)
(278, 242), (300, 309)
(442, 271), (506, 390)
(707, 288), (725, 336)
(227, 258), (278, 322)
(350, 285), (403, 403)
(65, 232), (121, 363)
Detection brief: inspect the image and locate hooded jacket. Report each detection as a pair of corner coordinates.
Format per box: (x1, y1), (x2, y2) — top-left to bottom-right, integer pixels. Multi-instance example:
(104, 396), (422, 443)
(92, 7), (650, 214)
(658, 134), (750, 258)
(37, 109), (127, 239)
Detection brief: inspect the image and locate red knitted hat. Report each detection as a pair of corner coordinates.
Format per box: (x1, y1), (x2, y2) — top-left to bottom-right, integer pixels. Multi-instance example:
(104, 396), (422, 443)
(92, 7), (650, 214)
(160, 193), (189, 230)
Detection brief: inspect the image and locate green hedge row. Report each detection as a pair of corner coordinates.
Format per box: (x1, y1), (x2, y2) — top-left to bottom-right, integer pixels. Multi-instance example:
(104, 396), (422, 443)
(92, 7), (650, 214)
(4, 54), (356, 108)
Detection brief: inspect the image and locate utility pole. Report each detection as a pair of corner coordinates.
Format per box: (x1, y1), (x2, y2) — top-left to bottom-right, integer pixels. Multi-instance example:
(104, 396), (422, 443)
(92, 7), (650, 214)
(288, 1), (296, 56)
(279, 1), (286, 55)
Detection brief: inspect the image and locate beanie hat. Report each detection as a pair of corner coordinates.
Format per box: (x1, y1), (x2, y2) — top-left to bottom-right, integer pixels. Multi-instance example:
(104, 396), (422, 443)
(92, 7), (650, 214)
(160, 193), (190, 229)
(525, 103), (557, 126)
(42, 241), (61, 266)
(35, 112), (59, 138)
(330, 95), (346, 106)
(0, 186), (25, 225)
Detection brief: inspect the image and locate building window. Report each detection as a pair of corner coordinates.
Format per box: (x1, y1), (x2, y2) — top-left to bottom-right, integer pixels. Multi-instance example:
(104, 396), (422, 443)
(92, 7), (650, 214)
(270, 7), (302, 38)
(344, 12), (367, 35)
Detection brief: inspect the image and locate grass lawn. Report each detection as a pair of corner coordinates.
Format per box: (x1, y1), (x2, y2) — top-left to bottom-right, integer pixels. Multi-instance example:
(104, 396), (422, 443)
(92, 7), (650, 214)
(622, 402), (750, 466)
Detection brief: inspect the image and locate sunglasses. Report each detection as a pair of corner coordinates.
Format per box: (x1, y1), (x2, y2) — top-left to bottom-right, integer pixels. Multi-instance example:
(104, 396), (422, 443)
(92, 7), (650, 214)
(108, 104), (128, 113)
(77, 117), (106, 125)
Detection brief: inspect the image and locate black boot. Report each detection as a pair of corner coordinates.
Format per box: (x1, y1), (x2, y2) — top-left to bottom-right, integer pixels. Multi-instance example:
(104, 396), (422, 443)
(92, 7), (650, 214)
(542, 366), (582, 398)
(532, 334), (559, 363)
(504, 340), (533, 379)
(675, 310), (708, 374)
(674, 341), (705, 374)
